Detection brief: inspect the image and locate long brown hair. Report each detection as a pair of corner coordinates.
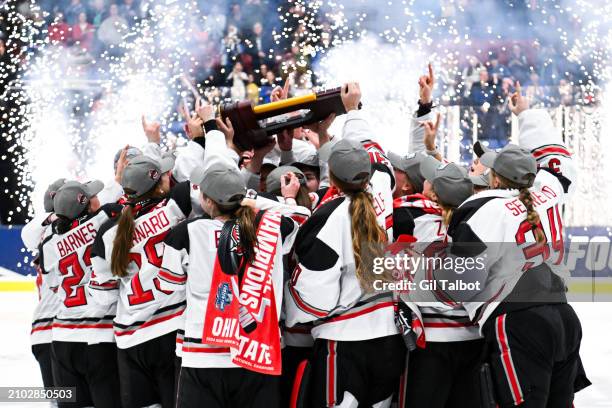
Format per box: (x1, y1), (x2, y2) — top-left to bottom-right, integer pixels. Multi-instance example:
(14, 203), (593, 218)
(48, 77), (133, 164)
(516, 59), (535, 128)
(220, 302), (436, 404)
(330, 172), (389, 292)
(203, 191), (258, 267)
(219, 202), (258, 265)
(491, 169), (545, 244)
(111, 184), (166, 277)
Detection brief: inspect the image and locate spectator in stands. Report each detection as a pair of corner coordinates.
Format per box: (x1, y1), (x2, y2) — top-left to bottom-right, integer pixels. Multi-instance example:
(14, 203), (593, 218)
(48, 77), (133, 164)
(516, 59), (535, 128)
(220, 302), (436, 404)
(461, 55), (483, 97)
(119, 0), (139, 27)
(228, 61), (248, 100)
(227, 3), (244, 31)
(221, 24), (242, 69)
(246, 73), (259, 104)
(538, 44), (563, 85)
(508, 44), (529, 84)
(48, 11), (72, 46)
(526, 71), (556, 106)
(467, 69), (495, 107)
(65, 0), (86, 25)
(259, 70), (277, 103)
(466, 69), (507, 147)
(487, 51), (509, 78)
(97, 4), (128, 51)
(257, 63), (269, 85)
(72, 11), (95, 52)
(243, 0), (264, 30)
(246, 21), (270, 69)
(89, 0), (107, 29)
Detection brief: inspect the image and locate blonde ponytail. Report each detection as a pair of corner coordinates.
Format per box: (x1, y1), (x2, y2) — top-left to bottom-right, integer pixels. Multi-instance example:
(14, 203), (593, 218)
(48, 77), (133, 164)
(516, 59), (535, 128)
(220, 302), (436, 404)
(518, 186), (546, 244)
(331, 173), (389, 292)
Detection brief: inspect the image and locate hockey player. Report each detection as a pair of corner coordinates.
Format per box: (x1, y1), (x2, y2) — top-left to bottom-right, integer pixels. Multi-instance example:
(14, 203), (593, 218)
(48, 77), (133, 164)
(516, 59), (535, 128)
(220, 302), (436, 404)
(87, 154), (191, 408)
(436, 86), (589, 407)
(158, 159), (308, 408)
(40, 180), (123, 408)
(26, 179), (66, 393)
(285, 83), (405, 408)
(265, 165), (311, 209)
(398, 155), (483, 408)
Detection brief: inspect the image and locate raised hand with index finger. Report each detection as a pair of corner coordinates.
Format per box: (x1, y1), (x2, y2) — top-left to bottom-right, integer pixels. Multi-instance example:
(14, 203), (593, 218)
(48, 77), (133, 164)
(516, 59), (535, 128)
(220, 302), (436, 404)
(418, 63), (435, 105)
(508, 81), (529, 116)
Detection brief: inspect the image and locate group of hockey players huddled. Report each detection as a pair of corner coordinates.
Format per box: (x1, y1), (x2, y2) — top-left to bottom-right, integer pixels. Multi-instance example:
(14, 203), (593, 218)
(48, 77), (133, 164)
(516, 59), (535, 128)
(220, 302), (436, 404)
(22, 65), (591, 408)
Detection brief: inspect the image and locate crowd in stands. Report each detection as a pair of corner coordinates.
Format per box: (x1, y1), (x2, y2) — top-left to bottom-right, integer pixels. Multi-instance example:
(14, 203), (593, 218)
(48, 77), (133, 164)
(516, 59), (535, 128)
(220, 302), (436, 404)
(0, 0), (596, 107)
(0, 0), (600, 219)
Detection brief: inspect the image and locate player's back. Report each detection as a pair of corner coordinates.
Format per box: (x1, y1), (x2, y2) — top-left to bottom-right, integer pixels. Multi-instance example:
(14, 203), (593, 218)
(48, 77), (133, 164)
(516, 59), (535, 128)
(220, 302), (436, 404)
(41, 205), (120, 343)
(92, 198), (187, 348)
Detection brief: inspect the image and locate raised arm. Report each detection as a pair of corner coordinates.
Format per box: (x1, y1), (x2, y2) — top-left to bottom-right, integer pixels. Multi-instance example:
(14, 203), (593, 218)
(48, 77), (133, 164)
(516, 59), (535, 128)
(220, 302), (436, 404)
(510, 82), (577, 199)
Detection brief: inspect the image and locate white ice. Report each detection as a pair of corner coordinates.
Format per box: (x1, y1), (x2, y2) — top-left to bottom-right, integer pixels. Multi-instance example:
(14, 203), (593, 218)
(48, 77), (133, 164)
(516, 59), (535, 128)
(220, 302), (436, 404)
(0, 291), (610, 407)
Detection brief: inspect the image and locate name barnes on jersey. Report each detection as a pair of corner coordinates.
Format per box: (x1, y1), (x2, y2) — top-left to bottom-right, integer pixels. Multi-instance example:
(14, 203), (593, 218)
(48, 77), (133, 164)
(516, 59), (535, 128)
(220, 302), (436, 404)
(57, 222), (98, 257)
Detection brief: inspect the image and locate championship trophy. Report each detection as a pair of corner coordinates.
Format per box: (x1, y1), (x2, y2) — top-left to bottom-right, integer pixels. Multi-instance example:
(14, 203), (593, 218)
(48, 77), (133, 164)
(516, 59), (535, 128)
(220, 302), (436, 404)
(219, 87), (362, 151)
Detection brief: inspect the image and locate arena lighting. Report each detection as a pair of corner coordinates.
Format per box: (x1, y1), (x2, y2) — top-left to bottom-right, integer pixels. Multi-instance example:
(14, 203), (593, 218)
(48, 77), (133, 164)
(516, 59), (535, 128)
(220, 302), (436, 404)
(219, 87), (362, 151)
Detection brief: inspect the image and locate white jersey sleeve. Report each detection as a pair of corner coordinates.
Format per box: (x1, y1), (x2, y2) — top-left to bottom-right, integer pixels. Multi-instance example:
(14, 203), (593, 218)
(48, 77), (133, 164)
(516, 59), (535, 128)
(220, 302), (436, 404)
(173, 140), (205, 183)
(22, 213), (52, 251)
(517, 108), (576, 199)
(88, 218), (121, 307)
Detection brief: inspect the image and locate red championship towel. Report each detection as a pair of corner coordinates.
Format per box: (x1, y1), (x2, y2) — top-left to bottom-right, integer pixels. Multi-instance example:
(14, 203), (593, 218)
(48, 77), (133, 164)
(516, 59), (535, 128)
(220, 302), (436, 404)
(203, 211), (283, 375)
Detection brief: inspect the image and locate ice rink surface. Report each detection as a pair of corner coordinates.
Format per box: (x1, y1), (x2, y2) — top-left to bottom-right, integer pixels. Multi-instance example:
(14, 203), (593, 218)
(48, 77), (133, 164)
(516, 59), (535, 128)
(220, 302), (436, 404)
(0, 291), (610, 407)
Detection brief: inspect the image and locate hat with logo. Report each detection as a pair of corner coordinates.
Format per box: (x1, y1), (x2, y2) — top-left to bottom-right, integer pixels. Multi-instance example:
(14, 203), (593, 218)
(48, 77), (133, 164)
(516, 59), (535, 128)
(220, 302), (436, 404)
(53, 180), (104, 219)
(479, 144), (537, 187)
(266, 165), (306, 193)
(44, 178), (67, 213)
(387, 151), (426, 193)
(190, 163), (246, 206)
(121, 154), (175, 198)
(322, 139), (371, 185)
(420, 156), (474, 207)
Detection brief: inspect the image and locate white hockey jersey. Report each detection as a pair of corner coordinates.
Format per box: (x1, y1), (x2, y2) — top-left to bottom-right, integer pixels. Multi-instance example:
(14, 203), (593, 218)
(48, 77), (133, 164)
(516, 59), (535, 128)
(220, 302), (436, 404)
(158, 195), (308, 368)
(431, 109), (575, 331)
(394, 194), (481, 342)
(31, 229), (61, 345)
(284, 110), (399, 341)
(88, 182), (192, 349)
(40, 204), (122, 344)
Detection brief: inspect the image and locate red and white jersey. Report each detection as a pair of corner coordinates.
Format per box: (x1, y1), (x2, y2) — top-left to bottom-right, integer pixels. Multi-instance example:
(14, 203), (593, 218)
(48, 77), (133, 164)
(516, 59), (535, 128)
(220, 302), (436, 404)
(159, 195), (307, 368)
(40, 204), (122, 344)
(445, 167), (573, 331)
(88, 182), (192, 349)
(285, 110), (398, 341)
(31, 227), (61, 345)
(518, 109), (576, 199)
(393, 194), (445, 243)
(394, 194), (481, 342)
